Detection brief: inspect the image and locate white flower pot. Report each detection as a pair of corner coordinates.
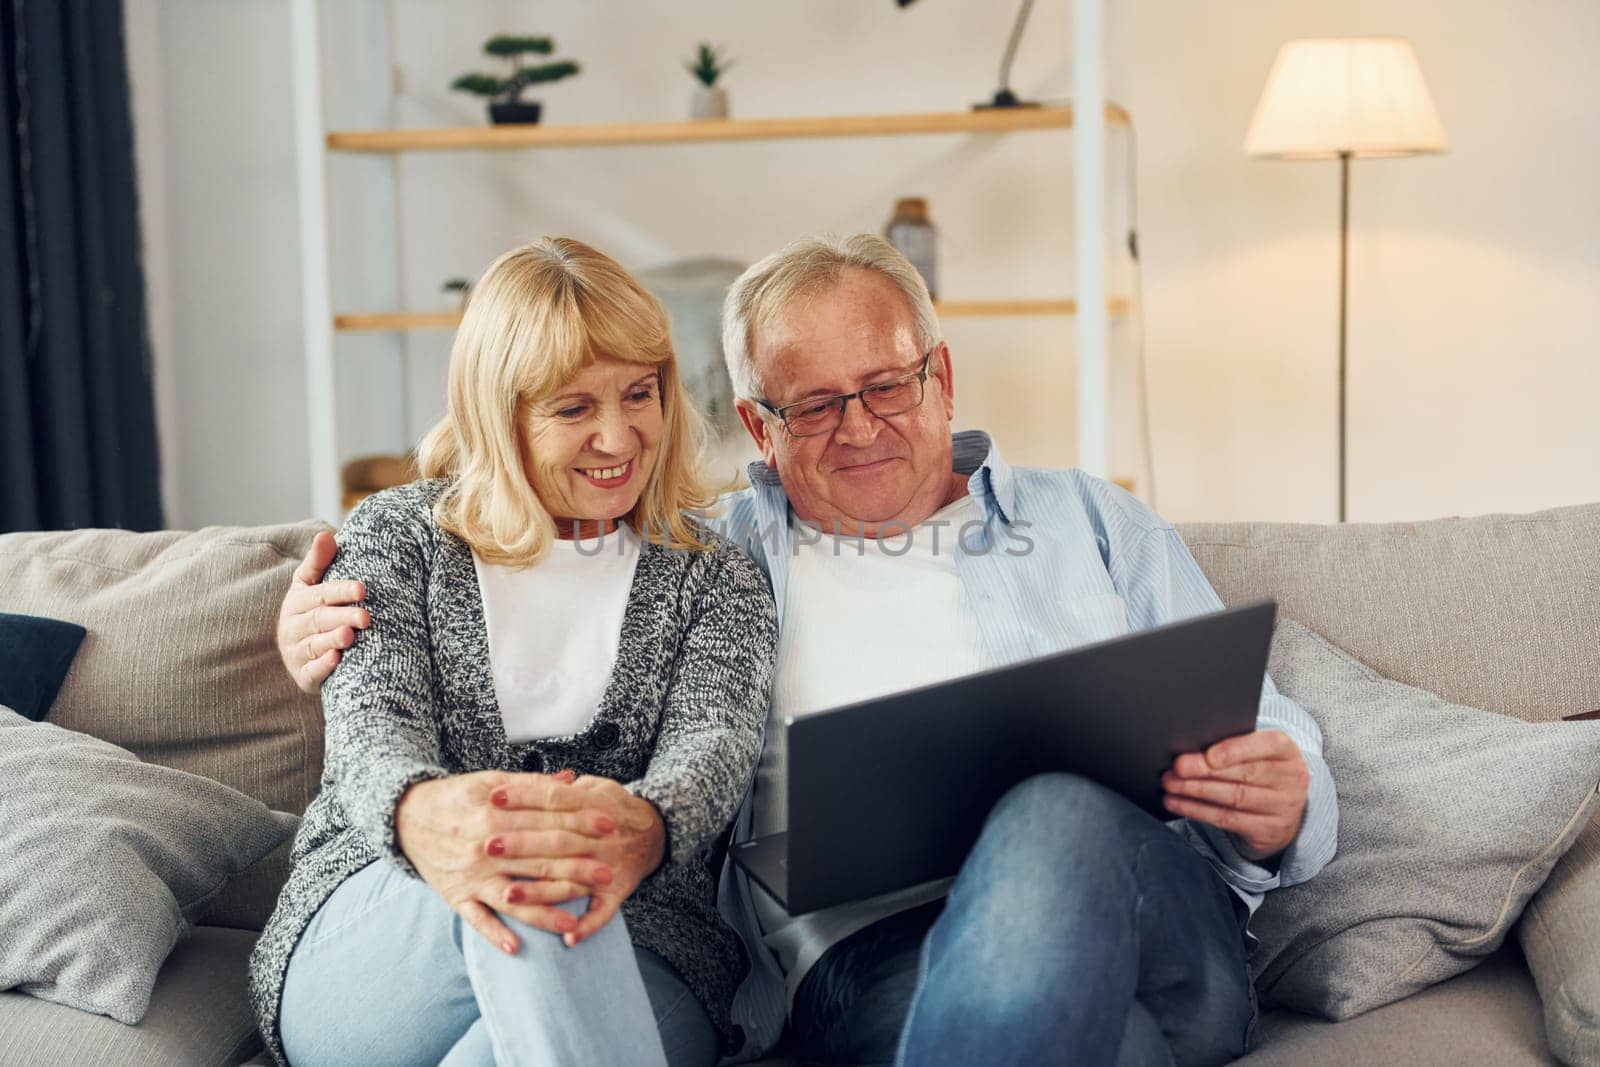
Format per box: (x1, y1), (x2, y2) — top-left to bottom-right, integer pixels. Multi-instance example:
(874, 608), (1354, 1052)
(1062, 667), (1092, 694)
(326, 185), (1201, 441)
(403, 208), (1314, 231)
(691, 86), (728, 120)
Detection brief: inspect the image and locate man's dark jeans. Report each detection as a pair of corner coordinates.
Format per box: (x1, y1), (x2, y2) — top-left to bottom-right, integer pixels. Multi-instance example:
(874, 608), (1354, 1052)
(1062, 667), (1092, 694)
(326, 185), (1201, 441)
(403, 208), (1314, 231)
(792, 773), (1257, 1066)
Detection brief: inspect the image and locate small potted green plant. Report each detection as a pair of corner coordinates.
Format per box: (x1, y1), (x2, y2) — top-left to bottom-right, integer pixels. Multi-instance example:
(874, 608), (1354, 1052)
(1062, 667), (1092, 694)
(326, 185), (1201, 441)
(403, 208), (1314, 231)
(685, 42), (733, 120)
(451, 35), (580, 125)
(442, 277), (471, 311)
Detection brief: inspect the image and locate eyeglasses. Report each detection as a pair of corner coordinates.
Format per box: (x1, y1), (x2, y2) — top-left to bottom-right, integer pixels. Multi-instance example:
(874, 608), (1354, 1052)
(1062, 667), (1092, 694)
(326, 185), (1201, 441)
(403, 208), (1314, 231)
(756, 353), (934, 438)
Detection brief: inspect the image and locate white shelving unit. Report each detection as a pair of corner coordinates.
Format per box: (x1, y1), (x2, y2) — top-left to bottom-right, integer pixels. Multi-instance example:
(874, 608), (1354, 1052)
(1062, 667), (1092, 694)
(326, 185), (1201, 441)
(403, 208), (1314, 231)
(289, 0), (1118, 525)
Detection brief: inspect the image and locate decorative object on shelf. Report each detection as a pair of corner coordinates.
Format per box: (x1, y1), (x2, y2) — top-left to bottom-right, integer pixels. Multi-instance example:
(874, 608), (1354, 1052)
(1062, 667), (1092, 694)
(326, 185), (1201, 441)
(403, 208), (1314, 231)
(638, 258), (746, 438)
(685, 42), (733, 120)
(1245, 37), (1447, 523)
(441, 277), (471, 310)
(974, 0), (1042, 110)
(340, 453), (419, 511)
(884, 197), (938, 302)
(450, 35), (580, 125)
(897, 0), (1040, 110)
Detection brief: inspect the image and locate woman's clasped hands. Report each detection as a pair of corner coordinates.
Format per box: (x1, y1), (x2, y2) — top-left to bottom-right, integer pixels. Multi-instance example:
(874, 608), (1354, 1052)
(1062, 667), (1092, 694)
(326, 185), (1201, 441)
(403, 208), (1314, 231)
(394, 769), (666, 955)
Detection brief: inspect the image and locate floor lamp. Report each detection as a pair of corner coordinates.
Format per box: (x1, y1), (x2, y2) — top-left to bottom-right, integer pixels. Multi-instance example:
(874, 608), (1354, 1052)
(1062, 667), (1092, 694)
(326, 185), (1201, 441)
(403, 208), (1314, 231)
(1244, 38), (1447, 522)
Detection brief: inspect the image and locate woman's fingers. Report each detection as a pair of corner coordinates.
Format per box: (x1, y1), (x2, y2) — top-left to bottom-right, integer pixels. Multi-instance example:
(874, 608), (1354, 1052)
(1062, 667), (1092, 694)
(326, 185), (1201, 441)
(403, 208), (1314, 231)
(564, 892), (621, 947)
(489, 895), (580, 938)
(484, 828), (604, 859)
(455, 897), (521, 956)
(495, 856), (613, 887)
(489, 776), (594, 814)
(482, 874), (591, 910)
(486, 807), (615, 844)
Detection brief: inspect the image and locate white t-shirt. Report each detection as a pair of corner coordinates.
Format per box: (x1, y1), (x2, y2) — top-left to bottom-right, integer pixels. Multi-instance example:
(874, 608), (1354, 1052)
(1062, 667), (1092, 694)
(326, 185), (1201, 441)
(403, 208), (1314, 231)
(753, 495), (987, 951)
(472, 531), (641, 743)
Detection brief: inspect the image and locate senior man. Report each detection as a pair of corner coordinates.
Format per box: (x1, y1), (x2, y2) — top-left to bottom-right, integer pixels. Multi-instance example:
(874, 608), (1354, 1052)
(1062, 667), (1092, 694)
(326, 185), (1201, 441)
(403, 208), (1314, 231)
(278, 234), (1336, 1066)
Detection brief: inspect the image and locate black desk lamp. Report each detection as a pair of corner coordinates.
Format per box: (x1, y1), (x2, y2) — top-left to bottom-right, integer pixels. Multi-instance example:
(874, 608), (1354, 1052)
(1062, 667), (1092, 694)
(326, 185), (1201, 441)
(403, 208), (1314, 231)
(897, 0), (1041, 110)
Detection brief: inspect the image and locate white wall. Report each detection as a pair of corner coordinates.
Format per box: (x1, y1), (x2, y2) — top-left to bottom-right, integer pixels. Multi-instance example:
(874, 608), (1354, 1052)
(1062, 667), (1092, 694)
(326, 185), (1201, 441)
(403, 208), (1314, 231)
(129, 0), (1599, 528)
(123, 1), (181, 527)
(1110, 0), (1600, 522)
(128, 0), (312, 527)
(372, 0), (1104, 493)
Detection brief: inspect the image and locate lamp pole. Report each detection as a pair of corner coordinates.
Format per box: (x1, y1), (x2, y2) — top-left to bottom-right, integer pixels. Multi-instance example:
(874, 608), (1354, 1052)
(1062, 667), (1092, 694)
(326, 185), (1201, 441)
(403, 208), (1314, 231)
(1244, 40), (1447, 525)
(1338, 150), (1350, 523)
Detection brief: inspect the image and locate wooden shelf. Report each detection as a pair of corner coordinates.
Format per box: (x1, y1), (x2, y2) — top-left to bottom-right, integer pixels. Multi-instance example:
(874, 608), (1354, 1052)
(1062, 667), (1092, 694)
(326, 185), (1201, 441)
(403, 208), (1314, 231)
(334, 298), (1131, 333)
(334, 311), (463, 332)
(936, 298), (1133, 319)
(325, 104), (1131, 153)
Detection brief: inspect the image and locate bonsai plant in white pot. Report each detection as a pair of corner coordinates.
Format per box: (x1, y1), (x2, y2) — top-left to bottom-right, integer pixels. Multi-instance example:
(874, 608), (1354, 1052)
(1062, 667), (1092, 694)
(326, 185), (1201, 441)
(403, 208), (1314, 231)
(685, 43), (733, 120)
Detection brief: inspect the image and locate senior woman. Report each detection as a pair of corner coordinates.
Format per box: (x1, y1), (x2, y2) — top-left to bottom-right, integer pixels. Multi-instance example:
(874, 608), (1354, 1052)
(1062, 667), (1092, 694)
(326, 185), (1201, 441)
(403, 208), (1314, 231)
(247, 237), (777, 1066)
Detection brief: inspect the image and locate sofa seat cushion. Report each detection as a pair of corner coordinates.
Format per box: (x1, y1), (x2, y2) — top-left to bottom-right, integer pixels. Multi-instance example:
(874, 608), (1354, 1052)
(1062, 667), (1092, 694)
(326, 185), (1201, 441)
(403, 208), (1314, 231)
(1237, 945), (1553, 1065)
(0, 927), (263, 1066)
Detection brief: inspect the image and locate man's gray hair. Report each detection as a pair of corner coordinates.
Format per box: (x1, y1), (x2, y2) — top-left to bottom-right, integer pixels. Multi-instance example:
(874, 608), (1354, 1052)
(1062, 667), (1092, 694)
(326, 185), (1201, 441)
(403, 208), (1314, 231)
(721, 233), (943, 401)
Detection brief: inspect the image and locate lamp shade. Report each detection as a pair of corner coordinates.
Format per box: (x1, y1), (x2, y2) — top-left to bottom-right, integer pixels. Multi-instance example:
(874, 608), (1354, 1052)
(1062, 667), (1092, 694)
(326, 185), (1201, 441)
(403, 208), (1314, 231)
(1244, 37), (1447, 159)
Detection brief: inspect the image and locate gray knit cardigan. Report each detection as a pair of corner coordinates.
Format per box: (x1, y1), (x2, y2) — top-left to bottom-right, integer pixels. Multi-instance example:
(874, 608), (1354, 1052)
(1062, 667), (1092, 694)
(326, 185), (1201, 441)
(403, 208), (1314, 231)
(247, 480), (777, 1063)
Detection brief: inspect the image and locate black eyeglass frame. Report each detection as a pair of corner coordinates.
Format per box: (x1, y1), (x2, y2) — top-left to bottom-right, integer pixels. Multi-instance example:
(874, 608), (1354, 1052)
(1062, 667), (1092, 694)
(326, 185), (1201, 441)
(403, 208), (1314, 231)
(755, 351), (936, 438)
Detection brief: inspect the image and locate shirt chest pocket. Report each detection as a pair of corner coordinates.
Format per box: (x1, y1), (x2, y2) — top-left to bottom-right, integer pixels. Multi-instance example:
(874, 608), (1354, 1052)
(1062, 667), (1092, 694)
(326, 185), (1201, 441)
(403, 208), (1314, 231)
(1061, 592), (1131, 645)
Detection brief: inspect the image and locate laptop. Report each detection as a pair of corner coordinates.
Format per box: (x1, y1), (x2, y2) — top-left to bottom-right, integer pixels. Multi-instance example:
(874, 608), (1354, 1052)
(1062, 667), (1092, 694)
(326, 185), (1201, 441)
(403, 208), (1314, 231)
(732, 600), (1277, 915)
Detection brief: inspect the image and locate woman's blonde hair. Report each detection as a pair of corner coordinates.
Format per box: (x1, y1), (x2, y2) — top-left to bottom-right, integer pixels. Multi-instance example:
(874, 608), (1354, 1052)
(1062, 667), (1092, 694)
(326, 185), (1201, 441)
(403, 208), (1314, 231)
(417, 237), (713, 566)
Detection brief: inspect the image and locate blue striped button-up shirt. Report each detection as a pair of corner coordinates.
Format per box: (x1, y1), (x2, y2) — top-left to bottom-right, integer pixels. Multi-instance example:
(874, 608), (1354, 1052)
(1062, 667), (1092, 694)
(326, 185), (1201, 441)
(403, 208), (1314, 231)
(710, 429), (1338, 1057)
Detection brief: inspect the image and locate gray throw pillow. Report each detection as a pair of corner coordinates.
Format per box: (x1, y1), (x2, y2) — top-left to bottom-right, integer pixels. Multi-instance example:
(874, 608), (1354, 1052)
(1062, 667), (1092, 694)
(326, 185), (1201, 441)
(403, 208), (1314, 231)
(1249, 621), (1600, 1020)
(0, 706), (298, 1024)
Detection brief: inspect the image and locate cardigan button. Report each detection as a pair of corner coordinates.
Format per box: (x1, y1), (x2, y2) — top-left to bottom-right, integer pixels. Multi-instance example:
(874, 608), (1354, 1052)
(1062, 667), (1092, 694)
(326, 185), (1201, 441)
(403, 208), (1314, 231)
(591, 722), (622, 750)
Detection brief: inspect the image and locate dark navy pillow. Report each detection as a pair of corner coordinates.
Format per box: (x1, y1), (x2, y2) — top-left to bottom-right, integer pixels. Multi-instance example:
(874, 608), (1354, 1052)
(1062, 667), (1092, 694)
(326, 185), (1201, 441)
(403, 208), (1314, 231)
(0, 612), (87, 721)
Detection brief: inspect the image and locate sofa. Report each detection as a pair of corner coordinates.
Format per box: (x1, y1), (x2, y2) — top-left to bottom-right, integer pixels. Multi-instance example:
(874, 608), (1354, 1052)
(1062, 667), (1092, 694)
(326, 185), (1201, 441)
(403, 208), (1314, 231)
(1, 501), (1595, 1066)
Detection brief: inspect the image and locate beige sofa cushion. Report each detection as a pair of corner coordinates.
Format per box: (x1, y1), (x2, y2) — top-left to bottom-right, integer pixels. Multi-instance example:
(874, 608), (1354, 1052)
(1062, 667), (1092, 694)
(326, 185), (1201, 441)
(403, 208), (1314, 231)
(1178, 502), (1600, 1063)
(0, 522), (329, 929)
(0, 927), (264, 1065)
(1176, 503), (1600, 721)
(1237, 945), (1551, 1065)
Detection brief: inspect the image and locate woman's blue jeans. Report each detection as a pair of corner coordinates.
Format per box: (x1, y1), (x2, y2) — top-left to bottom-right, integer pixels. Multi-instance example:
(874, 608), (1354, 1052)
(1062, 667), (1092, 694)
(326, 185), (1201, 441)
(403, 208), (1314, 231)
(278, 859), (718, 1066)
(794, 773), (1257, 1067)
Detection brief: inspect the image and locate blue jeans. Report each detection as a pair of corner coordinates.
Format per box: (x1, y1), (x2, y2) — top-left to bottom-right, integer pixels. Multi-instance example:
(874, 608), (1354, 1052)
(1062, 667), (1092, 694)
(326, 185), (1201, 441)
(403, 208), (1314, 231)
(793, 773), (1256, 1067)
(279, 859), (718, 1066)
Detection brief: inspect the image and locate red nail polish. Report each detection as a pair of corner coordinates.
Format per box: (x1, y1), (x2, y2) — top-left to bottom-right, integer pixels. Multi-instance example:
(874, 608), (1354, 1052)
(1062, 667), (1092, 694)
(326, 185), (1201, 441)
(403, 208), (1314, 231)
(507, 886), (523, 903)
(486, 838), (505, 856)
(596, 816), (615, 833)
(491, 790), (508, 807)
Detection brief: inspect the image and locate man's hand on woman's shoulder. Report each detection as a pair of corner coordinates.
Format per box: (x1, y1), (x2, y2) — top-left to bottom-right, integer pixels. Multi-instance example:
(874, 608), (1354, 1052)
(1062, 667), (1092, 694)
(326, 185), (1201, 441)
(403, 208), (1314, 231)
(277, 531), (370, 693)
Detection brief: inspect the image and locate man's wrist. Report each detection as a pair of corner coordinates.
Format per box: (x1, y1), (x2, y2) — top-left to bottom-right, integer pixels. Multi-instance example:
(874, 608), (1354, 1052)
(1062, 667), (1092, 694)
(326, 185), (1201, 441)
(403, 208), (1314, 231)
(1231, 833), (1285, 871)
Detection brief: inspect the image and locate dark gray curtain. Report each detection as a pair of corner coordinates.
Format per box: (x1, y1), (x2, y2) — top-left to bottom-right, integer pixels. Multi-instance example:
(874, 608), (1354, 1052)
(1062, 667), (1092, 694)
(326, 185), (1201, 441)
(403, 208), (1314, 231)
(1, 0), (161, 533)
